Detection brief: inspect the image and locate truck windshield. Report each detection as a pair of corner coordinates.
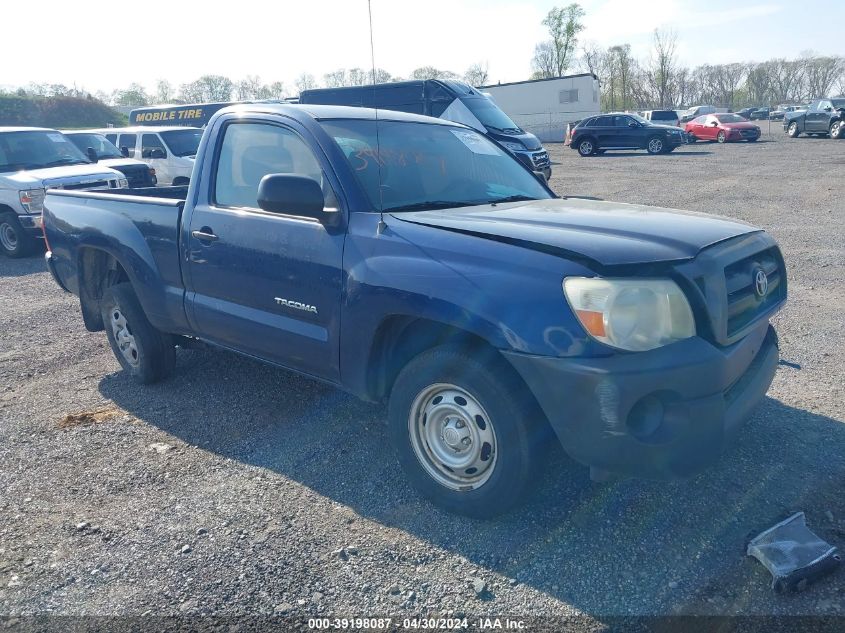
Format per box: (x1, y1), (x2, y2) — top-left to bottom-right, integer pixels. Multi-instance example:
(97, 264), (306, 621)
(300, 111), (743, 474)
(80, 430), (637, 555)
(321, 120), (552, 213)
(460, 97), (522, 133)
(0, 131), (91, 173)
(66, 133), (124, 160)
(159, 129), (202, 157)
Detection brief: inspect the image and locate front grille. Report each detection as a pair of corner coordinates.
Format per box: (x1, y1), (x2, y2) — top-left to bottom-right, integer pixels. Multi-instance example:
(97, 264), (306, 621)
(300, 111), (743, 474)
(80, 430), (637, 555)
(60, 180), (109, 190)
(724, 247), (784, 337)
(531, 151), (550, 169)
(740, 129), (759, 137)
(120, 166), (151, 188)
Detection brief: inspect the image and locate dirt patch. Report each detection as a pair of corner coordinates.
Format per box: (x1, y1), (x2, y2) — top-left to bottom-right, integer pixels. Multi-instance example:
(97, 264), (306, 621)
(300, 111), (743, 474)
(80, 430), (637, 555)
(58, 404), (123, 429)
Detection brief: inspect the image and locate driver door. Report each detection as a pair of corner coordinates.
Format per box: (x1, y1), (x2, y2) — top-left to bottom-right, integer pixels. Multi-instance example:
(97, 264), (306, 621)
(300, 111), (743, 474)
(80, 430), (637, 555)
(141, 133), (172, 184)
(184, 119), (345, 380)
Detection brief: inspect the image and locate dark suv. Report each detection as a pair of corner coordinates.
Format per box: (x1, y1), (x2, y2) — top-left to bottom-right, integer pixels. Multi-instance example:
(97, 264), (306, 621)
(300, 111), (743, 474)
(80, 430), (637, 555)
(569, 113), (688, 156)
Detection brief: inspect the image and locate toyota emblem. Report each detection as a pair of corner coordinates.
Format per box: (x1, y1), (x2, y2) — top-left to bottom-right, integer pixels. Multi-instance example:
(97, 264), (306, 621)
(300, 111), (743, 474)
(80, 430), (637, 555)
(754, 268), (768, 298)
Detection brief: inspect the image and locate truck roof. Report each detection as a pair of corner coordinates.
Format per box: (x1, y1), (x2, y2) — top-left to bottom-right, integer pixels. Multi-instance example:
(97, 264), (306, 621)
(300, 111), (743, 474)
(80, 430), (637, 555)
(217, 103), (458, 126)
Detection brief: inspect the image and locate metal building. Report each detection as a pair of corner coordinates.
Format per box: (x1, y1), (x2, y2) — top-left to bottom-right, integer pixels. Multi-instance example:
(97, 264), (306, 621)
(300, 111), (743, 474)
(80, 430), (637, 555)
(480, 73), (600, 143)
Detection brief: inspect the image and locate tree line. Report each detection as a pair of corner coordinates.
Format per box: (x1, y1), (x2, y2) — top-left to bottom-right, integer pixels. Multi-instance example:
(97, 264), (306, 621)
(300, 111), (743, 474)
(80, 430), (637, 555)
(3, 62), (490, 109)
(531, 4), (845, 111)
(6, 4), (843, 112)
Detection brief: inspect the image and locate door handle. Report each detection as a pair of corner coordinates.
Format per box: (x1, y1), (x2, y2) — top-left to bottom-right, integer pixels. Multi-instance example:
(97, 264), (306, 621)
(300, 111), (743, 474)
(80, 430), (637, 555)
(191, 229), (218, 242)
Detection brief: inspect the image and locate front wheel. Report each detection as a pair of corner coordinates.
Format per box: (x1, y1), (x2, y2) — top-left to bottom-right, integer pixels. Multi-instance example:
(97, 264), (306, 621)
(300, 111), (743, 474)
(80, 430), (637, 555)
(100, 283), (175, 384)
(831, 120), (844, 139)
(646, 136), (665, 154)
(577, 138), (596, 157)
(717, 131), (727, 143)
(388, 346), (546, 518)
(0, 213), (37, 258)
(787, 121), (800, 138)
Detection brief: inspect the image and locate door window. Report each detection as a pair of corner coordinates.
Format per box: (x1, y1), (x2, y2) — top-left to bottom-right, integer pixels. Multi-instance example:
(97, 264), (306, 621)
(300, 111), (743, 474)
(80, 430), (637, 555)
(117, 134), (137, 154)
(142, 134), (167, 158)
(214, 122), (337, 212)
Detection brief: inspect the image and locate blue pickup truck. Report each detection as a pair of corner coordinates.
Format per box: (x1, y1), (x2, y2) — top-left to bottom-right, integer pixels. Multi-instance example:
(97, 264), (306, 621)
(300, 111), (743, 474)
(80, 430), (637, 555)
(43, 103), (786, 517)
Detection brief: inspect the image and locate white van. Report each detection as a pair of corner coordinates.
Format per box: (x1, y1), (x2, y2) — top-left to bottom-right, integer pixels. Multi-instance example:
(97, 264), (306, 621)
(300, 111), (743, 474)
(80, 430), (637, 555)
(95, 126), (203, 186)
(642, 110), (680, 127)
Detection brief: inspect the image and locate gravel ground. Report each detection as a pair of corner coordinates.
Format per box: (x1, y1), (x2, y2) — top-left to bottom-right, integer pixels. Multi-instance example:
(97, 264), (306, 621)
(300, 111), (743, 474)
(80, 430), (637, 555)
(1, 131), (844, 631)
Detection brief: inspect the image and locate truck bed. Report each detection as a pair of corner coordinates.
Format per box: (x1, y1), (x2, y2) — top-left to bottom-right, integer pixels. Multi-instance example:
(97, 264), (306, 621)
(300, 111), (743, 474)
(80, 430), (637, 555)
(44, 186), (190, 334)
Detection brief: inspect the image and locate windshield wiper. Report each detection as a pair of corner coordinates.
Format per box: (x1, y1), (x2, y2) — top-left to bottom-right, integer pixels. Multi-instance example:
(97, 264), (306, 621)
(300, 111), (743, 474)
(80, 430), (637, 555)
(489, 195), (538, 205)
(384, 201), (475, 213)
(42, 158), (89, 167)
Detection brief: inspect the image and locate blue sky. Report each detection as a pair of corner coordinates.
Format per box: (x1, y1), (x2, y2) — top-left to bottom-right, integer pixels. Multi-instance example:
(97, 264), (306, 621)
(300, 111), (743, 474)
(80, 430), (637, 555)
(2, 0), (842, 93)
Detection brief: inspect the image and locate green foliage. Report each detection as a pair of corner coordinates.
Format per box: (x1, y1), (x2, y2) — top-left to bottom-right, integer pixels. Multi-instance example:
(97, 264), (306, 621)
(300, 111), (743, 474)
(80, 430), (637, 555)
(0, 95), (127, 128)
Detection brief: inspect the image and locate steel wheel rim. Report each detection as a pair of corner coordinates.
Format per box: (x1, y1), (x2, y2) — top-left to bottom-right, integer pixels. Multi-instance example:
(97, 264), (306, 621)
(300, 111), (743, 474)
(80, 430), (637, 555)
(649, 138), (663, 153)
(0, 222), (18, 251)
(110, 308), (140, 367)
(408, 383), (498, 491)
(580, 141), (593, 155)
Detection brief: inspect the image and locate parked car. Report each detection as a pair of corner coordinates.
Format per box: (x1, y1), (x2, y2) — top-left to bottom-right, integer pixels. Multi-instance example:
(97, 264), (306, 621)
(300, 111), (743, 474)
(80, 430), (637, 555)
(63, 131), (157, 187)
(95, 126), (203, 185)
(783, 98), (845, 139)
(300, 80), (552, 179)
(569, 113), (688, 156)
(685, 113), (761, 143)
(680, 105), (719, 123)
(42, 103), (785, 517)
(770, 105), (806, 121)
(641, 109), (681, 127)
(0, 127), (128, 257)
(736, 108), (756, 119)
(749, 108), (771, 121)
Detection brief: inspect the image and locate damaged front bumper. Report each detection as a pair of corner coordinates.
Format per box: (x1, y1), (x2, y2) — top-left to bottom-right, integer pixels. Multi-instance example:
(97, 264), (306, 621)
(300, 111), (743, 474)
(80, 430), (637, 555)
(503, 324), (779, 479)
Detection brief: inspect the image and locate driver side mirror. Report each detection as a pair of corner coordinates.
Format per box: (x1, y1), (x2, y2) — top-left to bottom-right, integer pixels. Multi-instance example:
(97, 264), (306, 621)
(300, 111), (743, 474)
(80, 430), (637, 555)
(258, 174), (329, 221)
(628, 122), (638, 128)
(711, 121), (719, 127)
(86, 147), (98, 163)
(824, 107), (833, 112)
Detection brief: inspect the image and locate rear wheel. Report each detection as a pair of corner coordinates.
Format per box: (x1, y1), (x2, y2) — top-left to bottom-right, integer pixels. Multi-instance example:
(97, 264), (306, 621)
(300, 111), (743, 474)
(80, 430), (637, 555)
(787, 121), (800, 138)
(830, 120), (844, 139)
(388, 346), (546, 518)
(100, 283), (175, 384)
(646, 136), (665, 154)
(0, 213), (37, 258)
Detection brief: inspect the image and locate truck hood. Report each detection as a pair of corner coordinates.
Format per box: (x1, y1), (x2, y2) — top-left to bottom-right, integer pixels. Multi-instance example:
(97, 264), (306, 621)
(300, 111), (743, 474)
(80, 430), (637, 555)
(392, 197), (758, 267)
(3, 164), (121, 188)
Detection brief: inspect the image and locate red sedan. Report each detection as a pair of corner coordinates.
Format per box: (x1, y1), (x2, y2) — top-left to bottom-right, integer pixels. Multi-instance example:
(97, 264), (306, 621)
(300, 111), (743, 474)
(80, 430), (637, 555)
(685, 113), (761, 143)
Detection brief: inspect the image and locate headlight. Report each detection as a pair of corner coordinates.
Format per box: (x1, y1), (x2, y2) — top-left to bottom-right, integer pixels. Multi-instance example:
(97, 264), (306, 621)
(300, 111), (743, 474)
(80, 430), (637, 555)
(500, 141), (525, 152)
(118, 178), (129, 188)
(563, 277), (695, 351)
(18, 188), (46, 214)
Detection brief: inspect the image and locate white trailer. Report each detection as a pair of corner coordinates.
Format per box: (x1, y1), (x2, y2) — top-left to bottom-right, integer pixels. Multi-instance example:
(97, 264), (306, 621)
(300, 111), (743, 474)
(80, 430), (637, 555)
(481, 73), (600, 143)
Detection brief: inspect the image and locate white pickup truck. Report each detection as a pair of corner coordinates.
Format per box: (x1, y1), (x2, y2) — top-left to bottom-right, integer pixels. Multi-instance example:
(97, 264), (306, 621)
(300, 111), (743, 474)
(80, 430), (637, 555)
(0, 127), (128, 257)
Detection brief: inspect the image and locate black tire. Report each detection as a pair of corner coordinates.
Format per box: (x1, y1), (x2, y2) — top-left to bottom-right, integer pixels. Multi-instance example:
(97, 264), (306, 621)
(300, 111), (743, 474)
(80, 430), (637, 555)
(0, 212), (37, 258)
(388, 345), (547, 518)
(830, 120), (844, 140)
(100, 283), (175, 384)
(787, 121), (800, 138)
(577, 137), (596, 157)
(716, 131), (727, 143)
(646, 136), (665, 154)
